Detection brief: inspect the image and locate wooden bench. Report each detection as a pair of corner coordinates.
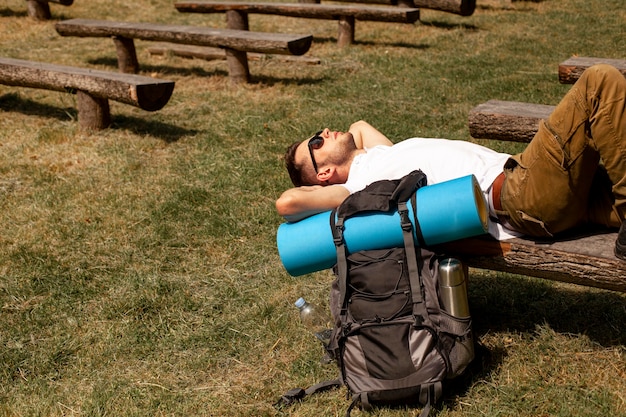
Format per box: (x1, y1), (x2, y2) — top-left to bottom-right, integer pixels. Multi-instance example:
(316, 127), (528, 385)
(559, 56), (626, 84)
(55, 18), (313, 84)
(457, 57), (626, 293)
(0, 57), (175, 130)
(468, 99), (553, 143)
(174, 1), (420, 47)
(26, 0), (73, 21)
(308, 0), (476, 17)
(437, 231), (626, 293)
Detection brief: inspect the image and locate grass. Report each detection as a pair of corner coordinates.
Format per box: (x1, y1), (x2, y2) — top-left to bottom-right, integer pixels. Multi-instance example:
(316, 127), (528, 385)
(1, 0), (625, 416)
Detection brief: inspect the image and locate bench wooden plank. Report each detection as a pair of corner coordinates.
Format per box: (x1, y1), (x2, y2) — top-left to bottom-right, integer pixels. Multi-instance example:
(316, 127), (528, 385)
(175, 1), (420, 22)
(313, 0), (475, 16)
(55, 18), (313, 83)
(559, 56), (626, 84)
(0, 57), (175, 129)
(437, 232), (626, 293)
(174, 1), (419, 47)
(468, 99), (553, 142)
(147, 43), (322, 65)
(55, 19), (313, 56)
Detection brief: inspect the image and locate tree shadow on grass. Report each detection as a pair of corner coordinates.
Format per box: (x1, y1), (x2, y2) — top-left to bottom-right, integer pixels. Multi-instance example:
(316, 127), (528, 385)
(0, 7), (27, 17)
(86, 57), (328, 86)
(416, 20), (480, 32)
(0, 92), (75, 120)
(110, 115), (197, 143)
(0, 92), (194, 142)
(87, 57), (230, 79)
(310, 34), (432, 50)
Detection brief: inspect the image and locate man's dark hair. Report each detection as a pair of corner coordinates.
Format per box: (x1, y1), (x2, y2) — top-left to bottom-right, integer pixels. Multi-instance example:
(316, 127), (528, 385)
(285, 141), (311, 186)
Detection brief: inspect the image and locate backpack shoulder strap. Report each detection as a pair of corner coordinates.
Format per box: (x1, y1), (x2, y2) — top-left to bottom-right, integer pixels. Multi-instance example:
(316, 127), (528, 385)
(398, 200), (431, 328)
(330, 209), (349, 320)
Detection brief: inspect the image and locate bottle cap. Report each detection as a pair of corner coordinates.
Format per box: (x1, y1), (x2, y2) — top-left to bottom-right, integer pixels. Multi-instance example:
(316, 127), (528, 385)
(294, 297), (306, 308)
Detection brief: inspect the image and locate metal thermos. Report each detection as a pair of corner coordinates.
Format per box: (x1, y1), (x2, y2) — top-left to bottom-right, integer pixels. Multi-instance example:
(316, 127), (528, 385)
(438, 258), (470, 318)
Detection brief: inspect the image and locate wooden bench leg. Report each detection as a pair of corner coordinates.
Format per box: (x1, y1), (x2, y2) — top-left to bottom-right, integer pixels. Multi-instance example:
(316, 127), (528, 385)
(112, 36), (140, 74)
(226, 10), (249, 31)
(224, 48), (250, 84)
(76, 90), (111, 130)
(337, 16), (355, 48)
(26, 0), (51, 20)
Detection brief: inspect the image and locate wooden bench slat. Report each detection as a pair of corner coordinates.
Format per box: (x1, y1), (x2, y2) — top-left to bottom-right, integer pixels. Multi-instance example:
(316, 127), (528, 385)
(175, 1), (420, 23)
(55, 18), (313, 83)
(437, 232), (626, 293)
(175, 1), (418, 46)
(0, 57), (175, 129)
(55, 19), (314, 56)
(559, 56), (626, 84)
(468, 99), (554, 142)
(315, 0), (475, 16)
(0, 57), (174, 111)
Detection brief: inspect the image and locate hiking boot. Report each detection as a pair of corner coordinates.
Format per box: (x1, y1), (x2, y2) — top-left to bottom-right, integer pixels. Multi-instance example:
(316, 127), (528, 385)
(616, 220), (626, 261)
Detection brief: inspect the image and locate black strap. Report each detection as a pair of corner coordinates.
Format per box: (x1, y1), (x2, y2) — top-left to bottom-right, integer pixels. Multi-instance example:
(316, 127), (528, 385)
(416, 382), (442, 417)
(330, 210), (349, 320)
(411, 191), (427, 247)
(274, 378), (342, 409)
(398, 201), (431, 327)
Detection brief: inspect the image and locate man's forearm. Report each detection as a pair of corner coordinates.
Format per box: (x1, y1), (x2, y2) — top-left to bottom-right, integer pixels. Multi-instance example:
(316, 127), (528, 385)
(349, 120), (393, 149)
(276, 185), (350, 222)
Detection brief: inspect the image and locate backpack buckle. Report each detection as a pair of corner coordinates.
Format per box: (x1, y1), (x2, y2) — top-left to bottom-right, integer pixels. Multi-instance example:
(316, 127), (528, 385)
(333, 217), (345, 246)
(398, 203), (412, 232)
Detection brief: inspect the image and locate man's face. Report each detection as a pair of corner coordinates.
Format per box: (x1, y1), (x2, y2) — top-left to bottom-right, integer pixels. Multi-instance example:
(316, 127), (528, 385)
(296, 128), (355, 184)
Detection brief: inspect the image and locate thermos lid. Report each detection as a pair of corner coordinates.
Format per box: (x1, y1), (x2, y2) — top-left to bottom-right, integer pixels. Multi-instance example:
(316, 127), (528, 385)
(439, 258), (465, 287)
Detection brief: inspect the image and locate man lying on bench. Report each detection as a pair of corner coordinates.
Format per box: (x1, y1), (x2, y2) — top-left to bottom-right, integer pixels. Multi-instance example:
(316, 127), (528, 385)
(275, 64), (626, 261)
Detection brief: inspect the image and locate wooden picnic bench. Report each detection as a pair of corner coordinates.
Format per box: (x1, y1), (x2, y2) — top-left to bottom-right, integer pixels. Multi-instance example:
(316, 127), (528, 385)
(174, 1), (420, 47)
(54, 18), (313, 84)
(456, 57), (626, 293)
(26, 0), (73, 21)
(0, 57), (175, 130)
(468, 99), (553, 143)
(437, 231), (625, 293)
(559, 56), (626, 84)
(309, 0), (475, 17)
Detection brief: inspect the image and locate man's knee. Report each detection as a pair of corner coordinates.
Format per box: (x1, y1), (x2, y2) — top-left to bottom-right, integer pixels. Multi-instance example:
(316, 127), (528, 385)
(583, 63), (625, 85)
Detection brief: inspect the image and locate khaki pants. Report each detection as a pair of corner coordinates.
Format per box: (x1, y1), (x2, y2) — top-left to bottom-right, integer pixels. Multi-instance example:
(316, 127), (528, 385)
(498, 64), (626, 237)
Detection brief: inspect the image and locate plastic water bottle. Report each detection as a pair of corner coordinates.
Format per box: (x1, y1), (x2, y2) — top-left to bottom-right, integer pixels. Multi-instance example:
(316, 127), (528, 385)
(294, 297), (332, 346)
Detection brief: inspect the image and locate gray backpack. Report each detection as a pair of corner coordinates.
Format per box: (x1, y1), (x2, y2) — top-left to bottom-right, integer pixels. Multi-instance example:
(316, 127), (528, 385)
(277, 170), (475, 416)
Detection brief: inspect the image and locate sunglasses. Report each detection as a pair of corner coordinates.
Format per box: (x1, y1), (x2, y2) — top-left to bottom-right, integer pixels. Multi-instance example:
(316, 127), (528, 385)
(307, 130), (324, 173)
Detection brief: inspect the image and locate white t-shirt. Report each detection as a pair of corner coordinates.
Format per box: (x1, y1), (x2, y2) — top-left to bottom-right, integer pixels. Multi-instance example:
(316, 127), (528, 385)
(341, 138), (521, 240)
